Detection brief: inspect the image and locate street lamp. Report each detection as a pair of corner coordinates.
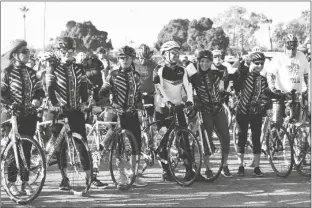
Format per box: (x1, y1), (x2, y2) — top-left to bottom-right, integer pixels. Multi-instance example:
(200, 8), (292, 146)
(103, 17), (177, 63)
(20, 6), (30, 40)
(265, 19), (273, 51)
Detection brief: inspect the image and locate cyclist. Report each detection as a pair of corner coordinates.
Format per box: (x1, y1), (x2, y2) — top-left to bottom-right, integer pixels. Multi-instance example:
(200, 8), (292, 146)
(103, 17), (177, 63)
(135, 44), (158, 121)
(234, 51), (284, 177)
(1, 39), (45, 195)
(98, 45), (147, 189)
(45, 37), (92, 192)
(95, 46), (111, 82)
(187, 49), (233, 178)
(267, 34), (310, 126)
(153, 40), (196, 181)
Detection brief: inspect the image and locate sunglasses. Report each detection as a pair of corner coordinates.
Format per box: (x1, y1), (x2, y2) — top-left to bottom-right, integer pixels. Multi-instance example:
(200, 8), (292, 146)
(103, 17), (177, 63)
(253, 61), (265, 66)
(118, 56), (131, 61)
(18, 49), (30, 55)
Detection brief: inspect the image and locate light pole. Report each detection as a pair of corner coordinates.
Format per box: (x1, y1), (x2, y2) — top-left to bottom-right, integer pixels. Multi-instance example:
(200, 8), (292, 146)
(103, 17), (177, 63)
(43, 2), (46, 50)
(265, 19), (273, 51)
(20, 6), (30, 40)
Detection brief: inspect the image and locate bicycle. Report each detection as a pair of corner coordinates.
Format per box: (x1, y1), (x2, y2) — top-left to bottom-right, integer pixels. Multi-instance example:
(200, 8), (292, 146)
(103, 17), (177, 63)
(283, 90), (311, 177)
(188, 109), (224, 182)
(31, 105), (93, 196)
(142, 103), (202, 186)
(1, 102), (46, 204)
(85, 105), (139, 190)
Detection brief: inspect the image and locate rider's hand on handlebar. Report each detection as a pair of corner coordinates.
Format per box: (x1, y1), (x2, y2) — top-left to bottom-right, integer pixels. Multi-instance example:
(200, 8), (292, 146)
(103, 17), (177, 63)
(166, 101), (174, 109)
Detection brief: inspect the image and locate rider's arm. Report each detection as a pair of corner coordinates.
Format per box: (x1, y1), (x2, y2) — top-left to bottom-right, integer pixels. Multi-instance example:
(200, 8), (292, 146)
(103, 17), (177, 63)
(262, 77), (283, 100)
(98, 70), (113, 100)
(153, 66), (170, 103)
(32, 69), (45, 101)
(221, 66), (229, 91)
(303, 56), (310, 87)
(0, 67), (13, 104)
(266, 57), (279, 92)
(45, 62), (59, 106)
(79, 66), (88, 103)
(182, 68), (194, 104)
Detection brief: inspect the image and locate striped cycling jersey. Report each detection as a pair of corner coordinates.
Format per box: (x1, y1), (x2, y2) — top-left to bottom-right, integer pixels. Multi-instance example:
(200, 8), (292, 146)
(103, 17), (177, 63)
(1, 64), (44, 107)
(99, 66), (141, 110)
(236, 72), (279, 115)
(45, 61), (88, 108)
(188, 64), (226, 113)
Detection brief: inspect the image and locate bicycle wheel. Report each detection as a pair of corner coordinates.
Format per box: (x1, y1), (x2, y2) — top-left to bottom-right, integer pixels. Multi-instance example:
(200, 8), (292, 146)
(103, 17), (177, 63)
(266, 123), (293, 177)
(139, 131), (155, 175)
(1, 136), (46, 204)
(60, 134), (93, 196)
(109, 128), (139, 190)
(168, 128), (202, 186)
(199, 127), (224, 182)
(293, 123), (311, 177)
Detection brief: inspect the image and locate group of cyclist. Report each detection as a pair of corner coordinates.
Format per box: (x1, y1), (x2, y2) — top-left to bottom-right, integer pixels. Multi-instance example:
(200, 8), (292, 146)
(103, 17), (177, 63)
(0, 32), (310, 195)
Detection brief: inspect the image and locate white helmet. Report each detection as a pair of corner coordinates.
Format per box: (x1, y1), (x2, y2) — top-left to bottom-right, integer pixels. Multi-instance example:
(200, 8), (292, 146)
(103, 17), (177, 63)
(251, 46), (264, 53)
(160, 41), (180, 55)
(38, 51), (54, 62)
(76, 52), (87, 64)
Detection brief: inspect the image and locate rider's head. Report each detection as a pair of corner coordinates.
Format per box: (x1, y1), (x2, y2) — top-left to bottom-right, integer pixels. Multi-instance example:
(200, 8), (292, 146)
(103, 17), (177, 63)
(117, 45), (136, 69)
(196, 50), (213, 72)
(3, 39), (30, 65)
(248, 52), (265, 74)
(160, 41), (180, 65)
(96, 47), (106, 60)
(212, 49), (223, 66)
(283, 34), (298, 58)
(54, 37), (76, 63)
(137, 44), (154, 65)
(251, 46), (264, 53)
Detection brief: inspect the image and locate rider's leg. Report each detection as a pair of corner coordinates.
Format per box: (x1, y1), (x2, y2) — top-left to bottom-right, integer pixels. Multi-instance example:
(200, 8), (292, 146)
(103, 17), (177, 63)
(201, 111), (214, 171)
(249, 114), (262, 168)
(235, 114), (250, 167)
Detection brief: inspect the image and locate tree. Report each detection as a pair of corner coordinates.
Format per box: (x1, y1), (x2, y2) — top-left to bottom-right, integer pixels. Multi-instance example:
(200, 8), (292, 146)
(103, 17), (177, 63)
(213, 6), (268, 54)
(155, 19), (190, 51)
(57, 20), (113, 53)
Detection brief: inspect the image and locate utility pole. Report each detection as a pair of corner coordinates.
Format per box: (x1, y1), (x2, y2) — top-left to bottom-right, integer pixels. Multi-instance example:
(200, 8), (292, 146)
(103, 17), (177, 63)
(43, 2), (46, 50)
(20, 6), (29, 41)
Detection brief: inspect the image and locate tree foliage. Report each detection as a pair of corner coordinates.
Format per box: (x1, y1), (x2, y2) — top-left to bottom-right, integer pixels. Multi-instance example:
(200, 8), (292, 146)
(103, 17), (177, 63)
(46, 20), (113, 53)
(156, 17), (229, 54)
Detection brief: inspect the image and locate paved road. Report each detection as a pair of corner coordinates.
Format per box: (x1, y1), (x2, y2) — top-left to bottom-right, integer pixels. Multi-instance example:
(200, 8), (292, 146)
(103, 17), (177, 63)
(1, 141), (311, 207)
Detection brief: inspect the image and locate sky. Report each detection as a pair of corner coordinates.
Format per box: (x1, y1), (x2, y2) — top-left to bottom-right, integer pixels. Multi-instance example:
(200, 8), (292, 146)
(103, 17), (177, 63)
(1, 1), (310, 53)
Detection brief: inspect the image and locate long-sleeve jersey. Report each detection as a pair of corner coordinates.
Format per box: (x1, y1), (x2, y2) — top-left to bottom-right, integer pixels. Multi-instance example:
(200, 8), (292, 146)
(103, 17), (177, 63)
(134, 60), (158, 94)
(1, 64), (44, 106)
(153, 64), (193, 107)
(99, 66), (141, 110)
(45, 61), (88, 108)
(236, 72), (281, 115)
(187, 63), (226, 113)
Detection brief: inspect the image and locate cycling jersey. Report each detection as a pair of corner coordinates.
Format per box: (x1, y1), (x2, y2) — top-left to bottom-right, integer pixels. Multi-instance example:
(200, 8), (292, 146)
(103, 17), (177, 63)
(235, 72), (281, 115)
(45, 61), (88, 108)
(83, 57), (104, 88)
(134, 60), (158, 94)
(267, 51), (309, 93)
(187, 63), (227, 113)
(211, 63), (229, 90)
(153, 64), (193, 109)
(99, 65), (141, 111)
(1, 64), (44, 107)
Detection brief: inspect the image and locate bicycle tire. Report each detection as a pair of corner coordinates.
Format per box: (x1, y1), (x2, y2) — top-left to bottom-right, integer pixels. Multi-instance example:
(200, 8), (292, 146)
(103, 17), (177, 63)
(266, 123), (293, 177)
(1, 136), (46, 204)
(109, 128), (139, 190)
(167, 128), (202, 187)
(292, 123), (311, 177)
(200, 128), (224, 182)
(60, 133), (93, 196)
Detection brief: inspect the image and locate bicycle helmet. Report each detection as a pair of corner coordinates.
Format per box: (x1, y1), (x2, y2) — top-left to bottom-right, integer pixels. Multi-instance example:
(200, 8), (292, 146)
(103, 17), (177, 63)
(55, 37), (76, 50)
(196, 50), (213, 61)
(212, 49), (223, 56)
(248, 52), (265, 62)
(283, 34), (298, 48)
(160, 41), (180, 55)
(117, 46), (136, 58)
(137, 44), (153, 59)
